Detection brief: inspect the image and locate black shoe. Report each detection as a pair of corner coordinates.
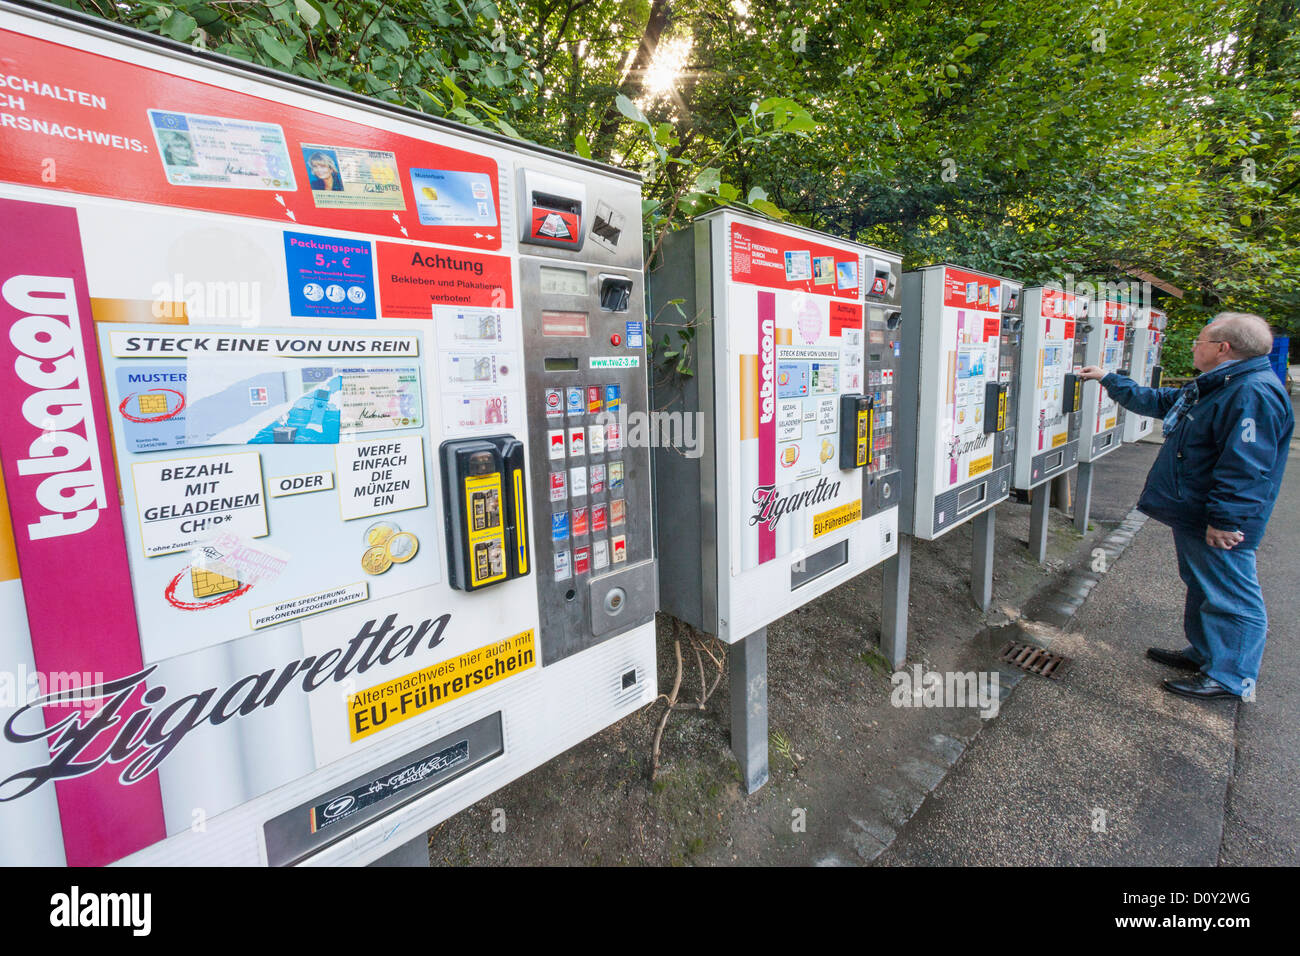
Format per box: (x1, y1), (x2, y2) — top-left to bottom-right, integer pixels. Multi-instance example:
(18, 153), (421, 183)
(1162, 674), (1239, 701)
(1146, 647), (1200, 670)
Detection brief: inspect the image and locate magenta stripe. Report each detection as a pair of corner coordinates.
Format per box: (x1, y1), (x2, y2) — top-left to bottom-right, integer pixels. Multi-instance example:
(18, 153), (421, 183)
(757, 292), (776, 563)
(0, 199), (165, 865)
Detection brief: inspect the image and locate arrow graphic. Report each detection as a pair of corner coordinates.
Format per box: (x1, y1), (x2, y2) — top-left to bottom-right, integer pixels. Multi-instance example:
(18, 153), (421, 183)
(274, 194), (285, 206)
(400, 227), (408, 236)
(285, 210), (296, 221)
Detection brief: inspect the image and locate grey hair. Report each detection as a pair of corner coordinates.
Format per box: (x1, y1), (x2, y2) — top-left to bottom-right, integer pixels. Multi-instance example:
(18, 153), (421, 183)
(1208, 312), (1273, 358)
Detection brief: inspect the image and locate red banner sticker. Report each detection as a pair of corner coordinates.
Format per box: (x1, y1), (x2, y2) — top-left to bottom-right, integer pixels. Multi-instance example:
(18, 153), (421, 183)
(376, 242), (513, 316)
(730, 222), (861, 299)
(983, 317), (1001, 341)
(0, 29), (501, 250)
(942, 267), (999, 313)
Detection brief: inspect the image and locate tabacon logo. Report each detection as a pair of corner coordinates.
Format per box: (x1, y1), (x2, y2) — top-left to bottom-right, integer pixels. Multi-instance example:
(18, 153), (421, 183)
(3, 274), (109, 541)
(759, 317), (775, 424)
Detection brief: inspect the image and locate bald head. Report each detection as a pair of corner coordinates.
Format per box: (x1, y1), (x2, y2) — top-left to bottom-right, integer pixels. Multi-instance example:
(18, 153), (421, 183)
(1208, 312), (1273, 359)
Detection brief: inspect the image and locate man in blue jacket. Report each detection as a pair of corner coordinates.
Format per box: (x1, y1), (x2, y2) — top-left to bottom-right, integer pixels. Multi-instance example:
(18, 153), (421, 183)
(1078, 312), (1293, 702)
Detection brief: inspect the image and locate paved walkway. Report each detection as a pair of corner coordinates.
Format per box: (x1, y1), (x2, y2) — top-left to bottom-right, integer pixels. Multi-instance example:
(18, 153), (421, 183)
(877, 403), (1300, 866)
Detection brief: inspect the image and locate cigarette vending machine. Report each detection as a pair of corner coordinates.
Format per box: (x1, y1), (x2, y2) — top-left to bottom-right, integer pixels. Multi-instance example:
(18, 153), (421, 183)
(1079, 298), (1129, 463)
(1067, 296), (1129, 533)
(897, 265), (1024, 539)
(0, 2), (656, 867)
(1121, 306), (1168, 443)
(884, 266), (1023, 648)
(650, 209), (902, 790)
(1014, 286), (1086, 560)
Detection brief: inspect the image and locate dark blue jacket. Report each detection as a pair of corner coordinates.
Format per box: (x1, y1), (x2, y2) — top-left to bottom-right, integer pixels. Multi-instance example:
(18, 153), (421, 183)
(1102, 355), (1294, 549)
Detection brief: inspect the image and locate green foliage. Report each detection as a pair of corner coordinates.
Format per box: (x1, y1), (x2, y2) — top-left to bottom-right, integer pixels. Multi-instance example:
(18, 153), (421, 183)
(63, 0), (536, 135)
(63, 0), (1299, 334)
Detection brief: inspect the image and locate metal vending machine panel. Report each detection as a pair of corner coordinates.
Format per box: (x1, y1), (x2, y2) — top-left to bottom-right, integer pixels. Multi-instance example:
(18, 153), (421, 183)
(0, 3), (655, 867)
(1014, 287), (1084, 489)
(897, 265), (1023, 539)
(650, 210), (901, 642)
(1079, 298), (1129, 461)
(515, 167), (657, 664)
(1121, 306), (1168, 443)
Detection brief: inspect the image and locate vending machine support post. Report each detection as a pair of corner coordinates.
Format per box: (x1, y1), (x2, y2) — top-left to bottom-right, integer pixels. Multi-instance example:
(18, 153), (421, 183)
(1074, 461), (1095, 534)
(729, 628), (769, 792)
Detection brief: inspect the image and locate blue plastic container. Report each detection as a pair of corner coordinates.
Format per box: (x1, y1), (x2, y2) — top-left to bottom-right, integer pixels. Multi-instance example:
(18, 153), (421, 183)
(1269, 336), (1290, 387)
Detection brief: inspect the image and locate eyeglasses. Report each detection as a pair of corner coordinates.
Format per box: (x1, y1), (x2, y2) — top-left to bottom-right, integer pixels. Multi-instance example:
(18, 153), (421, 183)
(1192, 337), (1224, 347)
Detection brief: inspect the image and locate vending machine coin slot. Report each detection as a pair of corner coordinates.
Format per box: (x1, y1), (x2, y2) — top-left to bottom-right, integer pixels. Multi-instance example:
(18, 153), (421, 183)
(839, 394), (872, 469)
(984, 381), (1009, 433)
(441, 436), (530, 591)
(1063, 373), (1083, 414)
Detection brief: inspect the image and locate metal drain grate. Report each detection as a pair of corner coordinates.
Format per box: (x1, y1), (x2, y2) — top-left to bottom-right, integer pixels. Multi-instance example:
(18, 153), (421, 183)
(999, 640), (1071, 679)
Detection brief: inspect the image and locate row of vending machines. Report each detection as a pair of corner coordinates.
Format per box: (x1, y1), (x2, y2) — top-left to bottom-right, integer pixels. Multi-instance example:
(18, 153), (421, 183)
(0, 2), (1165, 865)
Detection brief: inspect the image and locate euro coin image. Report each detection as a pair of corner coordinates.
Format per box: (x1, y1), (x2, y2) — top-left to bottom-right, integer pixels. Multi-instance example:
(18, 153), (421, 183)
(364, 520), (399, 548)
(362, 545), (393, 575)
(386, 531), (419, 563)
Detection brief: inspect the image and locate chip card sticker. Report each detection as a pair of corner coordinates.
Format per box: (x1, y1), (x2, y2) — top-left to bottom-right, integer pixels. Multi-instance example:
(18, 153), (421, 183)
(549, 471), (567, 502)
(573, 546), (591, 576)
(592, 502), (608, 532)
(593, 538), (609, 569)
(606, 422), (623, 452)
(409, 168), (498, 226)
(588, 424), (606, 455)
(609, 461), (625, 491)
(149, 110), (295, 189)
(587, 386), (603, 413)
(551, 511), (570, 541)
(545, 388), (564, 417)
(570, 466), (588, 498)
(611, 535), (627, 563)
(590, 464), (606, 494)
(572, 507), (589, 536)
(568, 427), (586, 457)
(300, 144), (405, 211)
(566, 387), (584, 417)
(548, 429), (566, 460)
(604, 384), (621, 410)
(836, 261), (858, 291)
(610, 498), (626, 527)
(554, 549), (571, 581)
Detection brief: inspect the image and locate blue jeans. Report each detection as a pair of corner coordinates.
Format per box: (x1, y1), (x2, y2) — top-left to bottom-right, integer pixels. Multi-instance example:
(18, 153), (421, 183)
(1171, 525), (1268, 696)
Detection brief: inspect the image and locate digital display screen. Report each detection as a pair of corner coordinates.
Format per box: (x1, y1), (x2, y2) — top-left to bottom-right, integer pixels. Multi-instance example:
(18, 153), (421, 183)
(539, 266), (588, 296)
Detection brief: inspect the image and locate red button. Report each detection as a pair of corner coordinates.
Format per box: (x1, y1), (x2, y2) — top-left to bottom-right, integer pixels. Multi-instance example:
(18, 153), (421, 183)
(610, 333), (622, 346)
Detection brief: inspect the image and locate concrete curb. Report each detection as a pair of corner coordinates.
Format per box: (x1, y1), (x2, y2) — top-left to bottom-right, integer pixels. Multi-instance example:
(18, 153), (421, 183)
(819, 507), (1151, 866)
